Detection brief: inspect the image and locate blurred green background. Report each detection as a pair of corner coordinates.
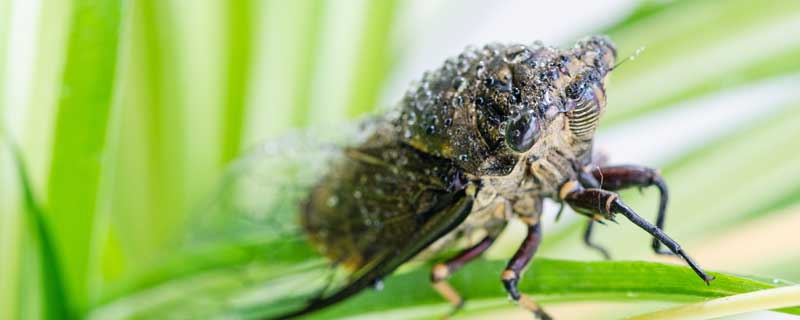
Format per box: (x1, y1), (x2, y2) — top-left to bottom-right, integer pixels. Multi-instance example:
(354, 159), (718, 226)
(1, 0), (799, 319)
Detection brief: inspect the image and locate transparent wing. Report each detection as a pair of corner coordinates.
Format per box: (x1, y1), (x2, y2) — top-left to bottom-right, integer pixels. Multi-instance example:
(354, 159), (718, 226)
(92, 118), (472, 320)
(182, 125), (371, 319)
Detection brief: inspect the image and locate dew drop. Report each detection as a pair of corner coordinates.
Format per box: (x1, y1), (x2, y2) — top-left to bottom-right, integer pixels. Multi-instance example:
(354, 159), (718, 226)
(426, 125), (436, 135)
(452, 76), (466, 90)
(475, 62), (486, 79)
(505, 45), (532, 64)
(326, 196), (339, 208)
(535, 72), (546, 83)
(397, 156), (409, 166)
(631, 46), (645, 61)
(406, 112), (417, 125)
(452, 95), (464, 107)
(549, 69), (559, 81)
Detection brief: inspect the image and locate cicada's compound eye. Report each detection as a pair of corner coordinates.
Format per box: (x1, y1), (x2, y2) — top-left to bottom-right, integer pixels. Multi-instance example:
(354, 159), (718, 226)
(504, 113), (541, 153)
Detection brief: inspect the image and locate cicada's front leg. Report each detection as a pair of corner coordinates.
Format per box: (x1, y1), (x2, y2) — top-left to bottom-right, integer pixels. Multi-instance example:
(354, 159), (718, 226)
(588, 165), (672, 255)
(582, 220), (611, 260)
(575, 170), (612, 259)
(560, 181), (715, 284)
(500, 218), (552, 320)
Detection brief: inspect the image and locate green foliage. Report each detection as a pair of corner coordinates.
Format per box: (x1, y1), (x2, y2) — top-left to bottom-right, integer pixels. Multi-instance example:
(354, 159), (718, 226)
(44, 0), (125, 313)
(311, 259), (799, 319)
(83, 251), (800, 319)
(5, 141), (70, 319)
(220, 0), (255, 163)
(602, 0), (800, 125)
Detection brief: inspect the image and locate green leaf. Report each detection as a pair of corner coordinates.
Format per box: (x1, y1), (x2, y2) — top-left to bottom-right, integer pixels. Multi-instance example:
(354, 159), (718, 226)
(308, 259), (799, 319)
(247, 0), (326, 140)
(0, 0), (9, 116)
(87, 255), (799, 319)
(629, 285), (800, 320)
(220, 0), (256, 163)
(603, 0), (800, 125)
(5, 141), (72, 319)
(45, 0), (125, 311)
(286, 1), (325, 129)
(345, 0), (399, 117)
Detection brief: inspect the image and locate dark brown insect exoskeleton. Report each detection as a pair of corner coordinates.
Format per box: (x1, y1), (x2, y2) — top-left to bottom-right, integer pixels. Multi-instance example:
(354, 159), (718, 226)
(279, 36), (714, 319)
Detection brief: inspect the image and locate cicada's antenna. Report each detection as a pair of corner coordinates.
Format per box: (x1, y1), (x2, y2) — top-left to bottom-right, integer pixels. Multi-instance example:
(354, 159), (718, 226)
(611, 46), (646, 71)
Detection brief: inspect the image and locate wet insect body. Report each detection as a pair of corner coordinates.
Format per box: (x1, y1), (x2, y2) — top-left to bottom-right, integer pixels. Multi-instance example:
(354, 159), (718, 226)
(271, 36), (713, 319)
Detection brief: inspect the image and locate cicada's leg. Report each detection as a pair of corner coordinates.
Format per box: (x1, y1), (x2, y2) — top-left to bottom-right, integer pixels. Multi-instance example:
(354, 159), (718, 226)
(583, 220), (611, 260)
(562, 184), (715, 284)
(575, 171), (614, 259)
(500, 221), (552, 320)
(430, 235), (496, 314)
(590, 165), (673, 255)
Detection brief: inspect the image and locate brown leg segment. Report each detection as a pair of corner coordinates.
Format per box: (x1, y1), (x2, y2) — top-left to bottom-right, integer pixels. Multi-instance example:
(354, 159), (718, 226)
(431, 235), (497, 314)
(500, 222), (552, 320)
(590, 165), (673, 255)
(563, 185), (714, 284)
(577, 171), (614, 259)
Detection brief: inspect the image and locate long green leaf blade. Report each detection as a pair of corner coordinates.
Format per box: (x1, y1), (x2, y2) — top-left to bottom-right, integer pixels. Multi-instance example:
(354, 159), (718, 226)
(6, 141), (71, 320)
(629, 285), (800, 320)
(220, 0), (255, 163)
(87, 255), (797, 319)
(309, 259), (799, 319)
(45, 0), (125, 311)
(345, 0), (399, 117)
(604, 0), (800, 125)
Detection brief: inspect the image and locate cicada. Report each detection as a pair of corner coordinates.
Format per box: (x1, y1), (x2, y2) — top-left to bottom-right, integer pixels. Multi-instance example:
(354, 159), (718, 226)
(191, 36), (713, 319)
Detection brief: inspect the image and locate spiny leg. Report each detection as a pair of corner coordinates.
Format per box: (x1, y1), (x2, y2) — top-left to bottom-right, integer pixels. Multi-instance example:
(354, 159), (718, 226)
(500, 221), (551, 320)
(590, 165), (673, 255)
(583, 220), (611, 260)
(563, 185), (714, 284)
(431, 234), (498, 315)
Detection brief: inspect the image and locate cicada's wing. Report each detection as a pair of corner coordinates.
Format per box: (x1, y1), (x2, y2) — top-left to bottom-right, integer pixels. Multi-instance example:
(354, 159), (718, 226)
(130, 119), (473, 320)
(178, 130), (357, 319)
(275, 130), (474, 319)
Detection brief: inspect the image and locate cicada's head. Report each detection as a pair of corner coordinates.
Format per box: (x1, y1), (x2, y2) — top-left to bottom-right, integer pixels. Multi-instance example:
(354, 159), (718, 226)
(555, 36), (616, 143)
(395, 36), (616, 175)
(490, 36), (616, 159)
